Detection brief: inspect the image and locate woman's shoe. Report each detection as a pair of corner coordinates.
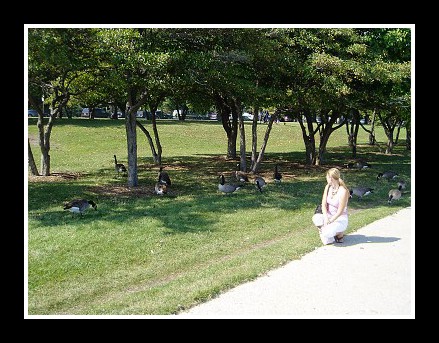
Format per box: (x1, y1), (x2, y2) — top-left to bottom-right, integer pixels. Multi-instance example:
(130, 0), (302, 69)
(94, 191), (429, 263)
(334, 235), (344, 243)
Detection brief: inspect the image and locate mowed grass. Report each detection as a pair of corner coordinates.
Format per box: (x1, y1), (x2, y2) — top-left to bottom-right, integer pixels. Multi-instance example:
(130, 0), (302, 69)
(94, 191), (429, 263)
(27, 118), (412, 315)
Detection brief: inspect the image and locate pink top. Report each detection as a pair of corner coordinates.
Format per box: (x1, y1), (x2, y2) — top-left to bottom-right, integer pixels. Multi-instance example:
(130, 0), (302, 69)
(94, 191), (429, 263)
(326, 190), (348, 217)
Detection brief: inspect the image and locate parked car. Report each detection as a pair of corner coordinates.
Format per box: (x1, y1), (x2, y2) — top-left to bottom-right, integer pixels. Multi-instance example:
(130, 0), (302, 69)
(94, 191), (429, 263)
(242, 112), (254, 121)
(81, 108), (111, 118)
(280, 115), (293, 122)
(347, 118), (367, 124)
(28, 109), (38, 117)
(207, 112), (218, 120)
(28, 109), (50, 117)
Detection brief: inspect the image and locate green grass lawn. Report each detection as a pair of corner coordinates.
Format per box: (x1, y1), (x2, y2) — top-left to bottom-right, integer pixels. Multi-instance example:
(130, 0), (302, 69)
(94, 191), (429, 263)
(27, 118), (411, 315)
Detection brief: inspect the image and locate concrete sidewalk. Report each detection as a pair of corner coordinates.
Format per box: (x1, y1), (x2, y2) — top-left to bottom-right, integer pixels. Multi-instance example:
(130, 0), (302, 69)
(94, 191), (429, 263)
(178, 207), (414, 318)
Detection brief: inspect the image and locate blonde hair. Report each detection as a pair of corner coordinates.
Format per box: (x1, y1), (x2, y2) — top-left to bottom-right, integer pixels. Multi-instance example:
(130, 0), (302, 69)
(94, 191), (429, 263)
(326, 168), (349, 191)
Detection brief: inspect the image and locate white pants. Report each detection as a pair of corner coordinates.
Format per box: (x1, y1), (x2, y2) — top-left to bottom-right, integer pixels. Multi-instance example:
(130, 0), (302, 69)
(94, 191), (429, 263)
(312, 214), (348, 245)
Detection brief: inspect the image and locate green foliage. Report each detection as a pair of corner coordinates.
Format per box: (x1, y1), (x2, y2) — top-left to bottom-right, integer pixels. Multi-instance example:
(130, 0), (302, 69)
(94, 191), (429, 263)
(27, 118), (411, 315)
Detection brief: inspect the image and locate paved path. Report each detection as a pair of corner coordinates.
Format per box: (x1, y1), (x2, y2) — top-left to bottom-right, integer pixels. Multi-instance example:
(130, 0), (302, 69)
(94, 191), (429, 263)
(178, 207), (413, 318)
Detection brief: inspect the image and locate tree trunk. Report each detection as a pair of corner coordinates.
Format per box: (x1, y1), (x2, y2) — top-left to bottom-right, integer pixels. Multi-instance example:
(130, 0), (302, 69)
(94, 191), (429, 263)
(151, 108), (163, 165)
(29, 89), (71, 176)
(297, 113), (316, 165)
(251, 111), (276, 173)
(346, 109), (361, 158)
(316, 127), (331, 166)
(377, 111), (397, 155)
(218, 107), (237, 159)
(28, 139), (39, 176)
(406, 127), (411, 150)
(226, 113), (238, 159)
(38, 114), (55, 176)
(136, 121), (158, 163)
(214, 92), (239, 159)
(250, 106), (259, 171)
(41, 149), (51, 176)
(386, 138), (394, 154)
(238, 112), (246, 171)
(315, 110), (340, 165)
(369, 109), (377, 145)
(125, 109), (138, 187)
(349, 124), (359, 159)
(29, 95), (52, 176)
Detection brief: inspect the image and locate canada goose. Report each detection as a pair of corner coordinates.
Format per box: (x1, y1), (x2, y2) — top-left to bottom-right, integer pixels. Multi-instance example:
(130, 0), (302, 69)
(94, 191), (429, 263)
(274, 164), (282, 182)
(388, 185), (403, 204)
(397, 180), (406, 190)
(154, 182), (167, 195)
(377, 171), (398, 181)
(235, 163), (249, 183)
(63, 199), (97, 215)
(356, 160), (371, 169)
(255, 176), (266, 193)
(158, 166), (171, 186)
(218, 174), (241, 194)
(114, 155), (127, 175)
(350, 187), (374, 199)
(345, 161), (371, 169)
(154, 171), (168, 195)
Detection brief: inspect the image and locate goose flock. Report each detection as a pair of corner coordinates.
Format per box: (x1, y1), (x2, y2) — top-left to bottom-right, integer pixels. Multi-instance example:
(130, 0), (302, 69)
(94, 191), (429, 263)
(218, 164), (279, 195)
(63, 158), (408, 217)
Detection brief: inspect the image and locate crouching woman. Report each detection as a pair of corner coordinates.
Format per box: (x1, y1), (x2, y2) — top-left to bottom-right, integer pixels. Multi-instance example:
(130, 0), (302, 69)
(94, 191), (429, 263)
(312, 168), (349, 244)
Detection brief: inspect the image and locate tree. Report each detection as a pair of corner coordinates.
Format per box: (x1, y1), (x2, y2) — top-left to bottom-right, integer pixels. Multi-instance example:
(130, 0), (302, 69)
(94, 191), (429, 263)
(271, 27), (411, 164)
(172, 28), (268, 162)
(267, 28), (356, 165)
(28, 28), (101, 175)
(97, 28), (178, 186)
(355, 28), (411, 154)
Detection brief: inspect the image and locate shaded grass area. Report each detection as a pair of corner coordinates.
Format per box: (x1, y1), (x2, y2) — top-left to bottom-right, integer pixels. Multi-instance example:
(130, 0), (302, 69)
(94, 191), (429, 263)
(27, 118), (411, 315)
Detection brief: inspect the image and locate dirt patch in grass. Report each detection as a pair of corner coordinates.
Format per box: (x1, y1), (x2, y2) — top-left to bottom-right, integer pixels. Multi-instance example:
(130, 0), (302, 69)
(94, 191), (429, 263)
(89, 185), (152, 198)
(28, 172), (179, 198)
(28, 172), (83, 182)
